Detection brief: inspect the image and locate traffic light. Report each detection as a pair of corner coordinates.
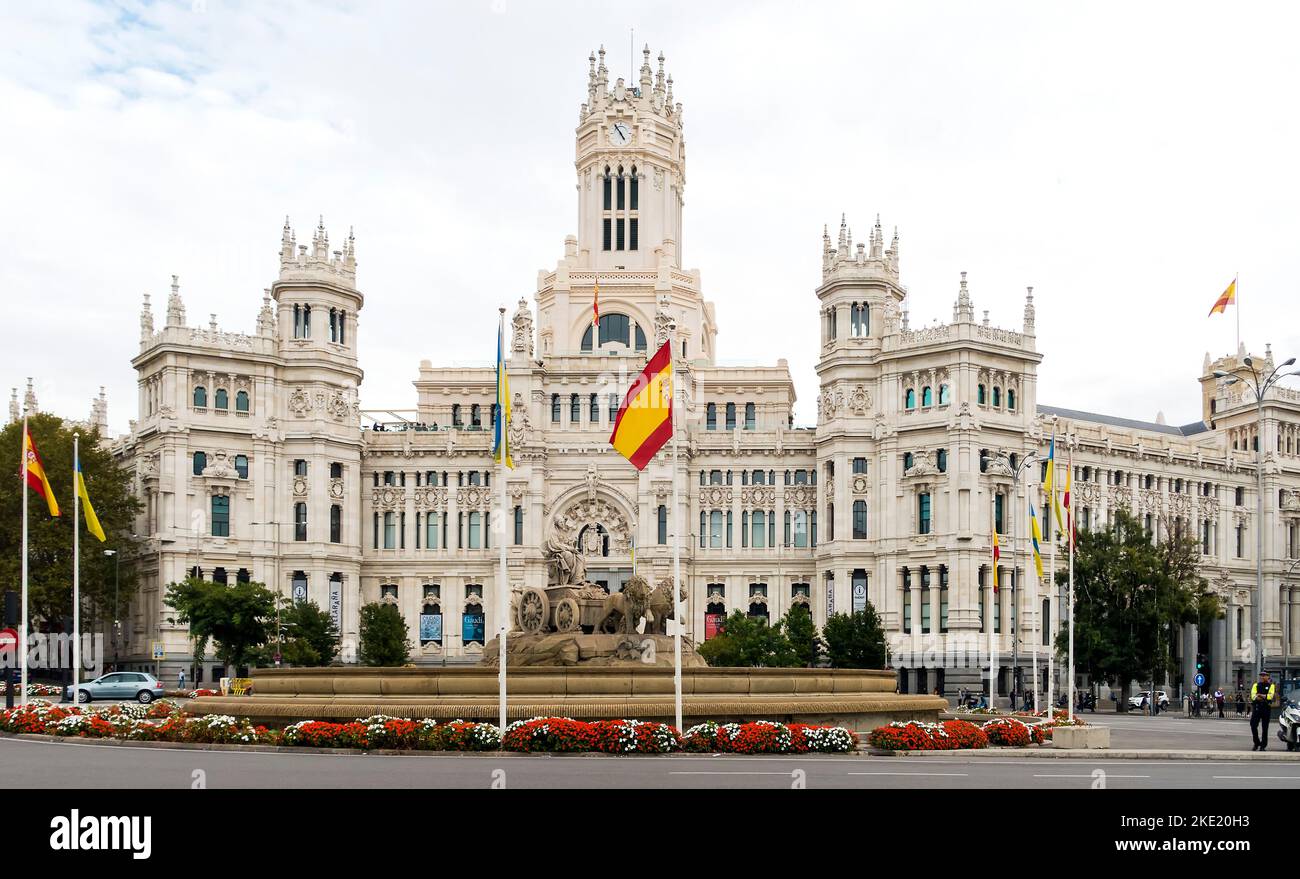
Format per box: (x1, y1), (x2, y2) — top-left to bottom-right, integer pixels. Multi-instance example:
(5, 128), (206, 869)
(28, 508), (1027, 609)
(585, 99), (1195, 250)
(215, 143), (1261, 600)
(1196, 653), (1205, 671)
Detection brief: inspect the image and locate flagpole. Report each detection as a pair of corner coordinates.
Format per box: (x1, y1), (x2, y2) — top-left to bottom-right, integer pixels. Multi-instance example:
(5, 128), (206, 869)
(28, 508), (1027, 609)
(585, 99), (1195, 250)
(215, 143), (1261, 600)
(1235, 273), (1240, 354)
(1067, 445), (1075, 723)
(73, 434), (81, 700)
(1047, 457), (1056, 719)
(1032, 494), (1039, 716)
(672, 352), (683, 735)
(20, 416), (29, 709)
(990, 495), (996, 708)
(497, 307), (509, 735)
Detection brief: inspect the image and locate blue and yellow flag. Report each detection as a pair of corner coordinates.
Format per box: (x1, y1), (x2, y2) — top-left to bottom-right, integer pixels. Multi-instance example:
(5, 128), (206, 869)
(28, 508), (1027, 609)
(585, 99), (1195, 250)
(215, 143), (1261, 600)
(1043, 429), (1064, 534)
(76, 453), (106, 542)
(493, 316), (512, 469)
(1028, 501), (1045, 579)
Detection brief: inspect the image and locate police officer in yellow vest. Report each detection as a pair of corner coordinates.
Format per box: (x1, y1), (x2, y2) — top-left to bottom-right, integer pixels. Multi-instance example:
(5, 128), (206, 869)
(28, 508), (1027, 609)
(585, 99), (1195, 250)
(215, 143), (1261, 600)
(1249, 670), (1278, 751)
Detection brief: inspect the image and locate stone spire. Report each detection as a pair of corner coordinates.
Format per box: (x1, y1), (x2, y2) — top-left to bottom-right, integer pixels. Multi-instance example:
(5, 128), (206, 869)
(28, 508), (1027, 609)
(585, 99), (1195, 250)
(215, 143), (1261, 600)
(587, 50), (598, 106)
(280, 215), (295, 264)
(140, 292), (154, 343)
(655, 50), (666, 103)
(8, 388), (18, 424)
(954, 271), (975, 323)
(1023, 285), (1036, 332)
(258, 289), (276, 336)
(23, 377), (37, 414)
(343, 226), (356, 269)
(597, 45), (608, 98)
(639, 44), (652, 93)
(870, 214), (883, 260)
(90, 386), (108, 435)
(312, 216), (329, 261)
(166, 275), (185, 327)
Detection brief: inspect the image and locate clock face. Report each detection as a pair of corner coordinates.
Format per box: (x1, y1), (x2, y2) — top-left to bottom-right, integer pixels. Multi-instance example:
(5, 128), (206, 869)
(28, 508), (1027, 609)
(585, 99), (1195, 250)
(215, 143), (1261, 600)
(608, 122), (632, 146)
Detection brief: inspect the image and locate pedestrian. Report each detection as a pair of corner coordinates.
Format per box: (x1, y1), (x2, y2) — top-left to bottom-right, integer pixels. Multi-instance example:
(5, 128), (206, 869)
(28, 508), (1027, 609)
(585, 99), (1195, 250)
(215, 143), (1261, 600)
(1249, 671), (1278, 751)
(1236, 690), (1246, 717)
(178, 669), (185, 693)
(1214, 688), (1225, 718)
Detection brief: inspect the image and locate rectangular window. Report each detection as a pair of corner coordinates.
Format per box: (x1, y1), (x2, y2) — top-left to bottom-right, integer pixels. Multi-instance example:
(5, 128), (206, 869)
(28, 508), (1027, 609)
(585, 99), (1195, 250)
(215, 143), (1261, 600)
(710, 510), (724, 549)
(794, 510), (809, 548)
(617, 174), (626, 210)
(294, 502), (307, 542)
(330, 504), (341, 543)
(469, 512), (481, 549)
(616, 218), (625, 251)
(657, 505), (667, 545)
(602, 218), (611, 251)
(373, 512), (379, 549)
(294, 459), (308, 477)
(628, 218), (638, 251)
(853, 457), (868, 474)
(1237, 524), (1245, 558)
(426, 512), (439, 549)
(383, 512), (396, 549)
(211, 496), (230, 537)
(751, 510), (766, 548)
(400, 512), (406, 549)
(514, 506), (524, 546)
(918, 493), (932, 535)
(995, 493), (1004, 534)
(630, 174), (638, 210)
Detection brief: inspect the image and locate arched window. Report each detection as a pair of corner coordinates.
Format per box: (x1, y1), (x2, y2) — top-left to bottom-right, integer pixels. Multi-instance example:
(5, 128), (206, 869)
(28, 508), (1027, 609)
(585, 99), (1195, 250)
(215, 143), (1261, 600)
(581, 324), (594, 351)
(977, 384), (986, 405)
(905, 389), (916, 410)
(598, 313), (631, 347)
(922, 386), (933, 407)
(234, 454), (248, 479)
(725, 402), (736, 430)
(1007, 389), (1016, 411)
(938, 384), (950, 406)
(634, 324), (647, 351)
(904, 452), (915, 471)
(214, 388), (228, 410)
(590, 393), (599, 422)
(235, 390), (249, 412)
(193, 386), (207, 408)
(551, 394), (561, 423)
(193, 451), (206, 475)
(451, 404), (462, 427)
(992, 387), (1002, 408)
(706, 403), (717, 430)
(744, 403), (756, 430)
(570, 394), (581, 422)
(470, 404), (481, 427)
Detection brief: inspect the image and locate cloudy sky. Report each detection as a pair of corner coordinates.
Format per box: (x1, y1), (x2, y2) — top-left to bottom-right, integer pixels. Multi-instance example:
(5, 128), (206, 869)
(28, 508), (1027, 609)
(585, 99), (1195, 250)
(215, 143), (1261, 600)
(3, 0), (1298, 434)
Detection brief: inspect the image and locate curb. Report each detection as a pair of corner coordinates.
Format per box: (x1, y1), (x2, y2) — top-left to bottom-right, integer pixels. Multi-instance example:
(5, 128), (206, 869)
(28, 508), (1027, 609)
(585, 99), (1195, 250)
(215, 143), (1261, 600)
(868, 746), (1300, 760)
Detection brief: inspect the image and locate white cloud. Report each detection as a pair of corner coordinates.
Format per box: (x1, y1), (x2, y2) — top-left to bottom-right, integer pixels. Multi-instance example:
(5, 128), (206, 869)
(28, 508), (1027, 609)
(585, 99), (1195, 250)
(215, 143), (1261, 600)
(1, 0), (1297, 433)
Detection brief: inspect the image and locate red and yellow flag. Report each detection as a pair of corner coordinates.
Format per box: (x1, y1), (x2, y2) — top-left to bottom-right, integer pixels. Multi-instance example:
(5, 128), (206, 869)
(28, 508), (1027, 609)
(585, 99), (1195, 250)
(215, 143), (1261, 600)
(592, 277), (600, 329)
(1208, 277), (1236, 316)
(23, 426), (60, 517)
(992, 528), (1000, 592)
(609, 339), (673, 470)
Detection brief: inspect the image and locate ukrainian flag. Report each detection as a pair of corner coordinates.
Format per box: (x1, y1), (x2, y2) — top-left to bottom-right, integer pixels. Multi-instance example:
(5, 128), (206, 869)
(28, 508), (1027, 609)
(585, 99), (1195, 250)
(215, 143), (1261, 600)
(1028, 501), (1045, 579)
(494, 317), (512, 469)
(76, 453), (106, 542)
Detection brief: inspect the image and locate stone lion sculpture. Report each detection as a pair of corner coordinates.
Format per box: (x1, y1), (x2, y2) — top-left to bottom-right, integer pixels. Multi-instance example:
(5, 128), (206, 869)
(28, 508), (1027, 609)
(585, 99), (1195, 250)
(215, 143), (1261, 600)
(593, 575), (653, 635)
(543, 530), (586, 586)
(647, 577), (688, 636)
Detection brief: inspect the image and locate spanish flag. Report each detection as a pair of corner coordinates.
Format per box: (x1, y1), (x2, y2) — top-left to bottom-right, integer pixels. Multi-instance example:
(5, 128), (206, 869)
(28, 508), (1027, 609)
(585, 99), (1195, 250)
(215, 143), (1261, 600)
(609, 339), (673, 470)
(1208, 277), (1236, 316)
(76, 453), (106, 542)
(23, 426), (59, 517)
(592, 276), (600, 330)
(992, 527), (1000, 592)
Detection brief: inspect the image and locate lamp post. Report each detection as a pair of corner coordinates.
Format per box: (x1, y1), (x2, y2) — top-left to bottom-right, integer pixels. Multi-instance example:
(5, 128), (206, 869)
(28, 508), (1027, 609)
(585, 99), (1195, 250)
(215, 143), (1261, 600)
(999, 450), (1038, 706)
(1284, 556), (1300, 694)
(1214, 355), (1299, 680)
(103, 549), (119, 670)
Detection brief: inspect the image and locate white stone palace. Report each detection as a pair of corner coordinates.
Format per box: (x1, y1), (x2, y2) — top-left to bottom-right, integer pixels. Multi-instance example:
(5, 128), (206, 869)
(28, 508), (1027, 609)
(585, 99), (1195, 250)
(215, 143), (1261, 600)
(24, 45), (1300, 697)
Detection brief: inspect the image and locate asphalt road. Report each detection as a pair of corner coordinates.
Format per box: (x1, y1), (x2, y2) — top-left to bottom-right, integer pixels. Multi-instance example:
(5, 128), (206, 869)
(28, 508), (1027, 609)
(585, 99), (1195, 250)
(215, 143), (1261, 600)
(3, 735), (1298, 789)
(1078, 711), (1282, 752)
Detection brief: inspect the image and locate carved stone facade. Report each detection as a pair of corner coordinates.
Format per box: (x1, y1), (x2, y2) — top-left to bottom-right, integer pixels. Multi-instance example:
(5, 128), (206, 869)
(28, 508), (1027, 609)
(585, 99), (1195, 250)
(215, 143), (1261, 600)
(94, 46), (1300, 694)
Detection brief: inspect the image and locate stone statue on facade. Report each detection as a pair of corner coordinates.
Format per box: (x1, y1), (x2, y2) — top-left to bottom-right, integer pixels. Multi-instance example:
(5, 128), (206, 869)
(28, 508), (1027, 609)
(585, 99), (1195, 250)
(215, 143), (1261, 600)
(544, 528), (586, 586)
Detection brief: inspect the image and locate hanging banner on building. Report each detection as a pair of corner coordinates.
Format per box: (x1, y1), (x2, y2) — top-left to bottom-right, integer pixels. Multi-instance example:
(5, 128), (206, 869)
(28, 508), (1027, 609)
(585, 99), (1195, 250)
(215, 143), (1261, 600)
(463, 612), (485, 644)
(419, 613), (443, 643)
(826, 579), (835, 616)
(852, 580), (867, 614)
(705, 612), (726, 640)
(329, 579), (342, 633)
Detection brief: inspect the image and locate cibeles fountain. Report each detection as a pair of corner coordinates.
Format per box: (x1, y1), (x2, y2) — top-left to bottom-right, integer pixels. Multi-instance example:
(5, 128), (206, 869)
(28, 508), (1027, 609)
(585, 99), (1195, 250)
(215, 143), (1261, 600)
(191, 540), (944, 730)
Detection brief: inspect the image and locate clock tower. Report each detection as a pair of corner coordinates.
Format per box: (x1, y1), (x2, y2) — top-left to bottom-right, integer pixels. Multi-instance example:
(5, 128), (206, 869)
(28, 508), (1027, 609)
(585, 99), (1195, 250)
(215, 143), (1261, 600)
(575, 45), (686, 272)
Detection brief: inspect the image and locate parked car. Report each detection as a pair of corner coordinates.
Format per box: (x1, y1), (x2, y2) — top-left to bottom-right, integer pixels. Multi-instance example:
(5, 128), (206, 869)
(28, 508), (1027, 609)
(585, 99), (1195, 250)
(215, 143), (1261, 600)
(1277, 694), (1300, 752)
(1127, 690), (1170, 710)
(65, 672), (165, 704)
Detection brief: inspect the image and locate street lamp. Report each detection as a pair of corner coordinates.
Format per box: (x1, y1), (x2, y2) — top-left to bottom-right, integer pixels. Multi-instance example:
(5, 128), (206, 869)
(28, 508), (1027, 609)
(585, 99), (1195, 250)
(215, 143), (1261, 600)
(998, 450), (1039, 707)
(1284, 556), (1300, 693)
(1214, 354), (1299, 680)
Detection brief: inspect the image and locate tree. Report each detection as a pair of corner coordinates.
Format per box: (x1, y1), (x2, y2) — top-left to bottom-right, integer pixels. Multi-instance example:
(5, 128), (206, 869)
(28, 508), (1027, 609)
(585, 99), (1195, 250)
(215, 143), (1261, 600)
(782, 604), (824, 667)
(249, 599), (340, 667)
(358, 602), (411, 667)
(697, 611), (798, 668)
(164, 577), (276, 672)
(0, 413), (141, 627)
(1056, 510), (1221, 711)
(823, 605), (888, 669)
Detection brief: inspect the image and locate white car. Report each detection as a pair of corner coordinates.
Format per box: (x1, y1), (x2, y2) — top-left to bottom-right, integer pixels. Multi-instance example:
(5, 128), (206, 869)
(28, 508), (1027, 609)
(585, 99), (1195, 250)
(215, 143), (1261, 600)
(1128, 690), (1170, 710)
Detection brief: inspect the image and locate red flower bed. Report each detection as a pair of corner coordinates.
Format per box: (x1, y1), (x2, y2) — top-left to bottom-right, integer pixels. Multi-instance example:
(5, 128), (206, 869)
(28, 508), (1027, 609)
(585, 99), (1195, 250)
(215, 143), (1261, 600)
(868, 722), (941, 751)
(502, 718), (600, 752)
(981, 718), (1043, 746)
(940, 719), (989, 749)
(435, 721), (501, 751)
(591, 720), (682, 754)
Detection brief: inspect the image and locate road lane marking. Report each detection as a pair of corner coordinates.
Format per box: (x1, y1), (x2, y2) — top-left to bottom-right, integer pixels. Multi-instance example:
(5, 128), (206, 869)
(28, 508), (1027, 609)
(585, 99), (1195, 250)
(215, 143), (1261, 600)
(1033, 773), (1150, 778)
(1212, 775), (1300, 780)
(847, 771), (968, 777)
(669, 771), (798, 776)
